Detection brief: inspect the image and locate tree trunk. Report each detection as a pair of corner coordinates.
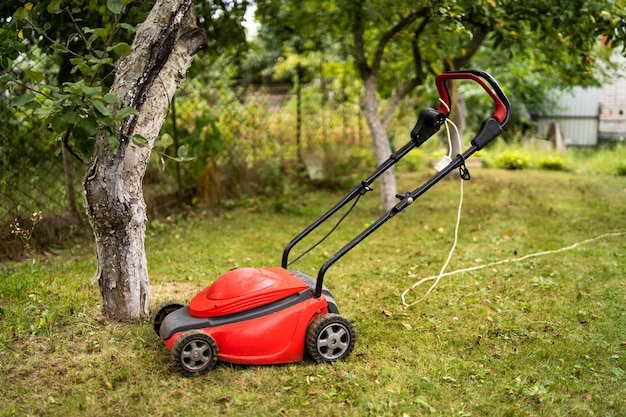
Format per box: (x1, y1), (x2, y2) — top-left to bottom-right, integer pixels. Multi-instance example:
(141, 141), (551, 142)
(361, 74), (397, 211)
(83, 0), (206, 322)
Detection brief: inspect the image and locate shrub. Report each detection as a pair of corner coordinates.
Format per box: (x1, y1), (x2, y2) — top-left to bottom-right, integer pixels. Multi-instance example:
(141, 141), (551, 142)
(398, 149), (428, 172)
(616, 162), (626, 176)
(494, 151), (531, 170)
(537, 155), (566, 171)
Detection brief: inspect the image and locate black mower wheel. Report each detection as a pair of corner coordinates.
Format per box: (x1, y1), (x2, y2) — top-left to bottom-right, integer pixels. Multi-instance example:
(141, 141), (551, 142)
(171, 330), (219, 376)
(151, 300), (185, 336)
(306, 313), (356, 363)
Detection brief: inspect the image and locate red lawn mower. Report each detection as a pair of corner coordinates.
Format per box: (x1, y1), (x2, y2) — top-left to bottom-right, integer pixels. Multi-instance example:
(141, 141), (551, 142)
(153, 70), (511, 376)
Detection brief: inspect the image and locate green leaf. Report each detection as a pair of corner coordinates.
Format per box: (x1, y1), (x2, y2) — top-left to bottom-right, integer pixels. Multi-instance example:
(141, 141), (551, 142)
(0, 73), (12, 83)
(104, 93), (121, 105)
(62, 81), (83, 95)
(177, 144), (189, 158)
(108, 136), (120, 153)
(47, 0), (63, 15)
(75, 116), (98, 138)
(33, 106), (56, 119)
(0, 56), (12, 71)
(13, 7), (29, 20)
(131, 134), (148, 147)
(24, 69), (45, 83)
(81, 84), (103, 97)
(118, 23), (135, 35)
(109, 42), (131, 56)
(93, 100), (111, 117)
(11, 93), (36, 107)
(63, 80), (92, 95)
(156, 154), (165, 171)
(92, 28), (110, 39)
(86, 34), (98, 50)
(160, 133), (174, 150)
(115, 106), (138, 120)
(51, 43), (70, 54)
(75, 62), (91, 76)
(107, 0), (124, 15)
(51, 109), (80, 133)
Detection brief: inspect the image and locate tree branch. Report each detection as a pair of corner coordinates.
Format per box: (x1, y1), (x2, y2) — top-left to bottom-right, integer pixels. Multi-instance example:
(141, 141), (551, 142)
(381, 77), (421, 130)
(352, 0), (370, 80)
(372, 7), (429, 75)
(450, 25), (490, 70)
(411, 15), (430, 82)
(381, 15), (430, 130)
(117, 0), (206, 142)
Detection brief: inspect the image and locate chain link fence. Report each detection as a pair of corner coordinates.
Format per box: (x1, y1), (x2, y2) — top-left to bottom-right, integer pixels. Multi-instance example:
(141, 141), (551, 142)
(0, 68), (373, 260)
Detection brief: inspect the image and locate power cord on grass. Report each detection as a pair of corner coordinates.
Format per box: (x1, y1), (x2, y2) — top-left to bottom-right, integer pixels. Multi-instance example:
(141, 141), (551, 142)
(402, 99), (625, 307)
(404, 99), (466, 307)
(402, 231), (626, 307)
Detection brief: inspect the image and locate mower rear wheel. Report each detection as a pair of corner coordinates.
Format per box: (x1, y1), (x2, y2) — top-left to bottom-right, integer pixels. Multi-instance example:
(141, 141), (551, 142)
(306, 313), (356, 363)
(172, 330), (219, 376)
(151, 300), (185, 336)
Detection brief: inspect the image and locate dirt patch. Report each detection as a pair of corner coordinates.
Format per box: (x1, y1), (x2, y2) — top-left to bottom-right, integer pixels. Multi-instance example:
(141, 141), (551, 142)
(0, 212), (86, 262)
(150, 281), (198, 306)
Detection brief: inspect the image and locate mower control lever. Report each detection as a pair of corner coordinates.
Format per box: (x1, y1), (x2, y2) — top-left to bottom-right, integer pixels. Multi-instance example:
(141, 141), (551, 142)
(411, 108), (446, 146)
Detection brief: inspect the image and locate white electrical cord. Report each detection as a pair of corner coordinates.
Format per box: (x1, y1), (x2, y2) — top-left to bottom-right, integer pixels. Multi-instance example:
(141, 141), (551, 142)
(401, 231), (625, 307)
(402, 100), (626, 308)
(401, 100), (465, 307)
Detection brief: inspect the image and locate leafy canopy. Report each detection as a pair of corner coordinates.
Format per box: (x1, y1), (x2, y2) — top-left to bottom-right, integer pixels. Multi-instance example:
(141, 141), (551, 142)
(256, 0), (626, 100)
(0, 0), (250, 160)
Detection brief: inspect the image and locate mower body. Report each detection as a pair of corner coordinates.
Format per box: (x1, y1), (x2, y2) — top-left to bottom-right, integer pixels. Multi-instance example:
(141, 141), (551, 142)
(157, 267), (343, 371)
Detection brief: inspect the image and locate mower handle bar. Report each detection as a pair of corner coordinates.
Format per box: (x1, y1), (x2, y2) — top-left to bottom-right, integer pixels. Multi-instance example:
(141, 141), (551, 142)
(436, 69), (511, 128)
(281, 70), (511, 298)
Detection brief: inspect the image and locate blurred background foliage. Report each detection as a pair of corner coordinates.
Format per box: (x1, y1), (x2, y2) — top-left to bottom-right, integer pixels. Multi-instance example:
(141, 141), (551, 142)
(1, 0), (625, 260)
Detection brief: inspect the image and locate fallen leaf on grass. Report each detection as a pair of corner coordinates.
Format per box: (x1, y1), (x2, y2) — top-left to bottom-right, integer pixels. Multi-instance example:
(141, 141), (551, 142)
(382, 310), (393, 317)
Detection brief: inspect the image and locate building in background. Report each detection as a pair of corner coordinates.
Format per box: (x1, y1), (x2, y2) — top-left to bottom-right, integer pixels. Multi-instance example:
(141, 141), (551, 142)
(536, 53), (626, 147)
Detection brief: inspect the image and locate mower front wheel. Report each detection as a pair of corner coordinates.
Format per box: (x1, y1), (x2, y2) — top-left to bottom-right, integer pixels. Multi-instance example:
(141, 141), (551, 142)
(172, 330), (219, 376)
(151, 300), (185, 336)
(306, 313), (356, 363)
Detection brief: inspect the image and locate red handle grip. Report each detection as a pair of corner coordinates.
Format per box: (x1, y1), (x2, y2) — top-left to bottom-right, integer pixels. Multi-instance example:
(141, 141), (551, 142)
(436, 70), (510, 126)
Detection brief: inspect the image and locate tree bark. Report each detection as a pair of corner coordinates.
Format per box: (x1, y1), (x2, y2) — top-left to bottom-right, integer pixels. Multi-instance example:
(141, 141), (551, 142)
(361, 74), (397, 211)
(83, 0), (206, 322)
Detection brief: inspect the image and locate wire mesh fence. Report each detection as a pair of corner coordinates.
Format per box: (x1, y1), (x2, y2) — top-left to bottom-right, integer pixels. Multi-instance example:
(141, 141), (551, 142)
(0, 65), (372, 260)
(0, 100), (72, 216)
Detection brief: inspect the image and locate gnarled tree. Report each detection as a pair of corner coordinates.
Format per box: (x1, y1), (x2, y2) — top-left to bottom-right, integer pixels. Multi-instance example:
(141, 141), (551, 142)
(83, 0), (207, 321)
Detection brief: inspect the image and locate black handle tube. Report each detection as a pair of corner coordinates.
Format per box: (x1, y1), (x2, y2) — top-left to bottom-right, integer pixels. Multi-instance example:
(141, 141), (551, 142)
(314, 143), (483, 298)
(281, 108), (445, 268)
(281, 139), (414, 268)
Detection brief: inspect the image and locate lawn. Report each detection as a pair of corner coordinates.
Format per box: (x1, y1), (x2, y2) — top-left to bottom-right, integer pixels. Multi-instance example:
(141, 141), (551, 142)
(1, 168), (625, 417)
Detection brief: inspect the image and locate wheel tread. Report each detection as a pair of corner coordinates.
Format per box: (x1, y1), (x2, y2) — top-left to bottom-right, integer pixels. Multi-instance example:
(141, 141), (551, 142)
(306, 313), (356, 363)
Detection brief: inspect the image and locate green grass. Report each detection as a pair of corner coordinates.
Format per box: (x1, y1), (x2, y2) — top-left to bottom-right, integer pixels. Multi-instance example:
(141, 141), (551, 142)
(1, 169), (625, 417)
(479, 141), (626, 176)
